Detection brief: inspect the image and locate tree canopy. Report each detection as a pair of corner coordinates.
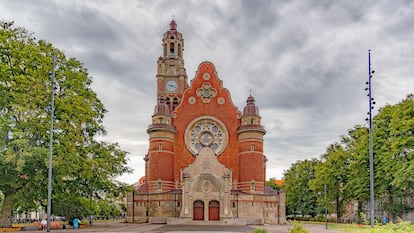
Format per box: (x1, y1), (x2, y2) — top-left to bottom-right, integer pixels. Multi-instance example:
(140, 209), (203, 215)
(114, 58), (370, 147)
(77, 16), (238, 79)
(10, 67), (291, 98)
(283, 94), (414, 223)
(0, 21), (131, 227)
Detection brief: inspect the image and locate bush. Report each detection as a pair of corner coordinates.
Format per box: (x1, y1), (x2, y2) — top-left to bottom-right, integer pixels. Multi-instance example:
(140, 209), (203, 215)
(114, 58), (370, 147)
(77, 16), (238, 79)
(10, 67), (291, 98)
(251, 229), (267, 233)
(289, 222), (309, 233)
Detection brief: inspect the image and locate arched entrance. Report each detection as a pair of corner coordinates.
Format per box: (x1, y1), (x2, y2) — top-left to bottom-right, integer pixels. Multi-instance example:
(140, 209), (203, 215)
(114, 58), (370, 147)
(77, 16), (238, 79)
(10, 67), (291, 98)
(193, 200), (204, 220)
(208, 200), (220, 221)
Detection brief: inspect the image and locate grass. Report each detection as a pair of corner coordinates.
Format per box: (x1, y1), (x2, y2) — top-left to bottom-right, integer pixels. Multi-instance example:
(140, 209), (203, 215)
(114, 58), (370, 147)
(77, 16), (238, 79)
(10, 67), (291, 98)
(328, 221), (414, 233)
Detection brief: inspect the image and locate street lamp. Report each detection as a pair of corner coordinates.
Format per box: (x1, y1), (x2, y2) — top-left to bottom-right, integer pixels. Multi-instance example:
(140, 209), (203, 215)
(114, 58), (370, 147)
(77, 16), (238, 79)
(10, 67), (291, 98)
(46, 56), (55, 233)
(324, 184), (327, 230)
(365, 50), (375, 228)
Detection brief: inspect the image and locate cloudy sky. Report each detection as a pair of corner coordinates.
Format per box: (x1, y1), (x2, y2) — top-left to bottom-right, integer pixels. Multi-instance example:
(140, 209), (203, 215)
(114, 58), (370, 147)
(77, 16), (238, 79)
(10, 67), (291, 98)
(1, 0), (413, 184)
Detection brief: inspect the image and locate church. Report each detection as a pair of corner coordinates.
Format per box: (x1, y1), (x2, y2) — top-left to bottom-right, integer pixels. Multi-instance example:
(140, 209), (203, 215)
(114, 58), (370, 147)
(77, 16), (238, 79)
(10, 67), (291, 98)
(126, 20), (286, 225)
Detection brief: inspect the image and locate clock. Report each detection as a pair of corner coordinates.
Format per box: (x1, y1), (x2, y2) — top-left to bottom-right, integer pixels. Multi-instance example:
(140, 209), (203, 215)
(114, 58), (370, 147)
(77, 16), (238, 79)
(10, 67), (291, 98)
(166, 80), (178, 91)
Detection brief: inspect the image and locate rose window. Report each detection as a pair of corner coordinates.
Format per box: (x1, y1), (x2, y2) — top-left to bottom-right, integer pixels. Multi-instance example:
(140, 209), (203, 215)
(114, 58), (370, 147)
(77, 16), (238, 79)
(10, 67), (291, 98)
(185, 117), (228, 156)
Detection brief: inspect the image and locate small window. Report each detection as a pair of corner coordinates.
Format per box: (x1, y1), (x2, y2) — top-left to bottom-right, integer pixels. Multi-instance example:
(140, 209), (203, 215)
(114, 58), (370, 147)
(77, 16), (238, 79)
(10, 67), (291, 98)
(250, 180), (256, 191)
(177, 201), (181, 207)
(232, 202), (236, 208)
(158, 143), (162, 151)
(157, 179), (162, 190)
(251, 144), (255, 152)
(163, 44), (167, 57)
(173, 97), (179, 109)
(170, 42), (175, 55)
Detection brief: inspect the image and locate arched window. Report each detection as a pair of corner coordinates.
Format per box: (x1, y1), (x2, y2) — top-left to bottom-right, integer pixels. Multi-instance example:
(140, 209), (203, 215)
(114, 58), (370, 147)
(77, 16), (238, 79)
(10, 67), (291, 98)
(173, 97), (179, 109)
(166, 97), (171, 107)
(157, 179), (163, 191)
(170, 42), (175, 56)
(163, 44), (167, 57)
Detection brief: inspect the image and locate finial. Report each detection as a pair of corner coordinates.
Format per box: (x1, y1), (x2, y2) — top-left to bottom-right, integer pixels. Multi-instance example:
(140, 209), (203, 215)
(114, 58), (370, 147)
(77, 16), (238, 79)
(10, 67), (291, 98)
(170, 18), (177, 30)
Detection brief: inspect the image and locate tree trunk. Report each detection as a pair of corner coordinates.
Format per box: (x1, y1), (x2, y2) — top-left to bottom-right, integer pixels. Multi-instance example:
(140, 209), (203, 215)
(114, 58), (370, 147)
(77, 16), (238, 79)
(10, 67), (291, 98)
(0, 189), (15, 228)
(357, 201), (363, 223)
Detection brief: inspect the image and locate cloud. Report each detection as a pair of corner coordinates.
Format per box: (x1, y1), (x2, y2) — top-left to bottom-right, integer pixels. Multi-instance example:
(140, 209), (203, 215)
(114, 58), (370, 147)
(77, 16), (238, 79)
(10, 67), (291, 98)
(1, 0), (413, 183)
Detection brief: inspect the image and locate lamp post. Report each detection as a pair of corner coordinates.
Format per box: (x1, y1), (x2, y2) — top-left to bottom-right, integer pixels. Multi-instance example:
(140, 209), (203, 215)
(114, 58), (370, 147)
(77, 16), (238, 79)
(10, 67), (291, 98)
(324, 184), (327, 230)
(366, 50), (375, 228)
(46, 56), (55, 232)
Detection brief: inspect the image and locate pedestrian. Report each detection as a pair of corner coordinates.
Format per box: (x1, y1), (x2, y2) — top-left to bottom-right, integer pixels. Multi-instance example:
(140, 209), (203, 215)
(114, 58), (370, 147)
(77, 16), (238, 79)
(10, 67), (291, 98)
(41, 218), (47, 231)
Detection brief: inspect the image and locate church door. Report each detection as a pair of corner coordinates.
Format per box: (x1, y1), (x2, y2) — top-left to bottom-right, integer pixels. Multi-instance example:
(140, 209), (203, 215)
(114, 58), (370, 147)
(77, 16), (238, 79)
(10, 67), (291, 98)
(193, 200), (204, 220)
(208, 200), (220, 221)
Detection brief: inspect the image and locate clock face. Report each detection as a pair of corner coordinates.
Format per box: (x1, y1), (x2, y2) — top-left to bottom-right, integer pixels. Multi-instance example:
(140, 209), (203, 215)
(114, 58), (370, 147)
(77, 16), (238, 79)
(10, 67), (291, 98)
(166, 80), (177, 91)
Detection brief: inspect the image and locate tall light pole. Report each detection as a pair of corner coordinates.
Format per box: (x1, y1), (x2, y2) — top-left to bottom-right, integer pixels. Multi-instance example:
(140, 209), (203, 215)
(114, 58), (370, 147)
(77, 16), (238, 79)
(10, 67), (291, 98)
(47, 56), (55, 232)
(366, 50), (376, 228)
(324, 184), (327, 230)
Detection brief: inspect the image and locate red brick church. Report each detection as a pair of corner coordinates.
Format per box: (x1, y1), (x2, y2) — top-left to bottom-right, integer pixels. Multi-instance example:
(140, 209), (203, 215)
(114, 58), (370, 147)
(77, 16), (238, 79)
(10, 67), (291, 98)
(126, 20), (286, 225)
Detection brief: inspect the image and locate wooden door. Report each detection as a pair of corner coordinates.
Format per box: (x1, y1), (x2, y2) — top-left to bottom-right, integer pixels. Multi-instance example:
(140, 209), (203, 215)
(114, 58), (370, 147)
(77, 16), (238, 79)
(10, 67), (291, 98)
(208, 200), (220, 221)
(193, 200), (204, 220)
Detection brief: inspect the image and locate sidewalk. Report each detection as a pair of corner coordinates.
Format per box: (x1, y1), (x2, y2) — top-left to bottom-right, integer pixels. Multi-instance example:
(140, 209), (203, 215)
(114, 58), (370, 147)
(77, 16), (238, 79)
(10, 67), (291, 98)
(17, 221), (341, 233)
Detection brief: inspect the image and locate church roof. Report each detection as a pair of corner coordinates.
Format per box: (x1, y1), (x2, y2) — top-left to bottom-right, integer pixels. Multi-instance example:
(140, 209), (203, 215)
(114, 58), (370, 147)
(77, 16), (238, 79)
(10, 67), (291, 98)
(243, 94), (260, 117)
(153, 96), (170, 116)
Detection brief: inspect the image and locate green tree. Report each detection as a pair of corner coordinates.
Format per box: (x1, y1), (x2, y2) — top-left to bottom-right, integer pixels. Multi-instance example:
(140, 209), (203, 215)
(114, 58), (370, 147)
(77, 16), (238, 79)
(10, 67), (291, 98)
(0, 21), (130, 227)
(284, 159), (320, 218)
(373, 95), (414, 221)
(310, 143), (351, 222)
(342, 126), (370, 222)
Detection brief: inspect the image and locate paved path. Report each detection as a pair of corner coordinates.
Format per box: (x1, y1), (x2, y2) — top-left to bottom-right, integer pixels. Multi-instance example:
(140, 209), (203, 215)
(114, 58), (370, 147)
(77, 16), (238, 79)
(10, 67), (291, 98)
(19, 221), (341, 233)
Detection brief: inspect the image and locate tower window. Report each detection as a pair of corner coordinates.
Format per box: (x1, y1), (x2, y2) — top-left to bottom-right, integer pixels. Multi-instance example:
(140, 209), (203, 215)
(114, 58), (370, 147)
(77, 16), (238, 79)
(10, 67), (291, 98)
(250, 180), (256, 191)
(251, 144), (255, 152)
(163, 44), (167, 57)
(157, 179), (163, 190)
(173, 97), (179, 109)
(158, 143), (162, 151)
(250, 118), (254, 124)
(166, 97), (171, 107)
(170, 42), (175, 55)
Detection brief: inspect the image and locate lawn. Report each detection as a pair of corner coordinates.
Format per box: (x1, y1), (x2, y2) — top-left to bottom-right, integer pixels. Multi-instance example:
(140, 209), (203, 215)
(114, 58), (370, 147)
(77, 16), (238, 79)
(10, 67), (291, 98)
(329, 221), (414, 233)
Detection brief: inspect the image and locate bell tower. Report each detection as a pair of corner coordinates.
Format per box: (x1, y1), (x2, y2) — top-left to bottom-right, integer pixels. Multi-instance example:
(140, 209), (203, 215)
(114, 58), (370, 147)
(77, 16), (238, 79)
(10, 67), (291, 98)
(156, 19), (188, 112)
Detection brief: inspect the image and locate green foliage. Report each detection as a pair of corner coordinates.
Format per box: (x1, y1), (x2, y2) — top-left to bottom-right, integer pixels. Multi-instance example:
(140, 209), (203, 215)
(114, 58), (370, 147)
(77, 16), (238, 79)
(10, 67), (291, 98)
(284, 159), (320, 218)
(251, 229), (267, 233)
(310, 143), (351, 221)
(289, 222), (309, 233)
(0, 21), (131, 226)
(283, 94), (414, 224)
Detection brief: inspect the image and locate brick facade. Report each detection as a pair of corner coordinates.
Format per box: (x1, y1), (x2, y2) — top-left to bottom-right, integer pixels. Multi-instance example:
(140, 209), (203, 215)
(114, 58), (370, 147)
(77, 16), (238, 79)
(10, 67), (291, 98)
(126, 20), (286, 225)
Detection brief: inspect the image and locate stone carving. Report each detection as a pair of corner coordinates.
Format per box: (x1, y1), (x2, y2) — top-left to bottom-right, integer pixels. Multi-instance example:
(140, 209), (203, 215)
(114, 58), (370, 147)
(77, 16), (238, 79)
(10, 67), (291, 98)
(185, 117), (228, 156)
(196, 82), (217, 103)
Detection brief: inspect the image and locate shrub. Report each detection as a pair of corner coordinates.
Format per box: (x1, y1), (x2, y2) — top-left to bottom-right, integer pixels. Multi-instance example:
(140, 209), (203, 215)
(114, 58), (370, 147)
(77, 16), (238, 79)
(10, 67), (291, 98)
(251, 229), (267, 233)
(289, 222), (309, 233)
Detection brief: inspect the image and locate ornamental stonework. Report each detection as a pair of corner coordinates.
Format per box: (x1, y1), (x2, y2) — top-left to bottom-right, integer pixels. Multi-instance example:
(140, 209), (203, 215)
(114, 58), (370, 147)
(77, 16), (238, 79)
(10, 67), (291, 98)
(185, 117), (228, 156)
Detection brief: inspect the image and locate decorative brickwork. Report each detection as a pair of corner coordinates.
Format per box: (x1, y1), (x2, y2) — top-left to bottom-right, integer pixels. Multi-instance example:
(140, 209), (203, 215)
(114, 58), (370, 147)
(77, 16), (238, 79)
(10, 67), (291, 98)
(126, 20), (286, 225)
